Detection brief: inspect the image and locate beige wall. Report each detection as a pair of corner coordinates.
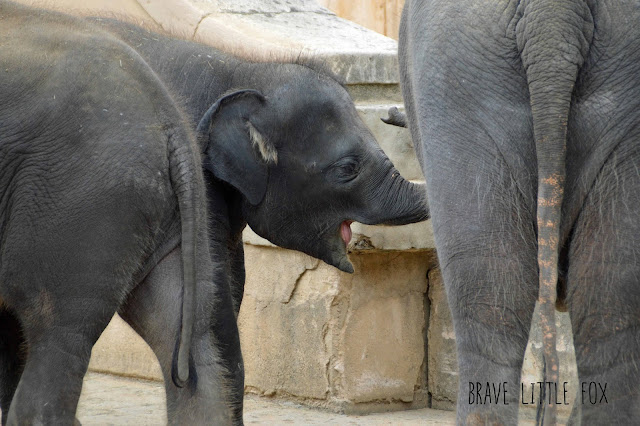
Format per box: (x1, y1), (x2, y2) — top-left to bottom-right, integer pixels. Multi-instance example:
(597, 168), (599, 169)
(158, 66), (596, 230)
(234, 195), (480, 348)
(318, 0), (406, 40)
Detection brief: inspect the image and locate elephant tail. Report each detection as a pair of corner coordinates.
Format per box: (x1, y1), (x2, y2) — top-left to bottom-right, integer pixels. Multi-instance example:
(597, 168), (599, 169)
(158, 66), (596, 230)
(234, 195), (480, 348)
(517, 1), (593, 424)
(167, 127), (202, 388)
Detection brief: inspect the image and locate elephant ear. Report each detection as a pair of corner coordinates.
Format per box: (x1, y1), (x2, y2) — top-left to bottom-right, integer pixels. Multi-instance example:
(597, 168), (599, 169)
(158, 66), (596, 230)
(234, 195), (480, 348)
(197, 89), (276, 205)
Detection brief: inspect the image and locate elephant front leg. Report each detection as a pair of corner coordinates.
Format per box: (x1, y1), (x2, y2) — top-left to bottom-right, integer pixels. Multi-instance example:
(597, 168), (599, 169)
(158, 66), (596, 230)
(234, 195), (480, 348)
(227, 238), (246, 318)
(120, 248), (242, 425)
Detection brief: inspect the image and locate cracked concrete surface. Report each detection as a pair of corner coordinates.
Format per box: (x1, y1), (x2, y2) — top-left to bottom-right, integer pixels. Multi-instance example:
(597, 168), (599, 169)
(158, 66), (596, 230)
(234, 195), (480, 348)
(238, 248), (435, 412)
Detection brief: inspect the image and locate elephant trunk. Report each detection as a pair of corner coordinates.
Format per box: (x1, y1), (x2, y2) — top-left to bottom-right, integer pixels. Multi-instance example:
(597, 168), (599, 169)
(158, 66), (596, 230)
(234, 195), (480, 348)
(356, 161), (429, 226)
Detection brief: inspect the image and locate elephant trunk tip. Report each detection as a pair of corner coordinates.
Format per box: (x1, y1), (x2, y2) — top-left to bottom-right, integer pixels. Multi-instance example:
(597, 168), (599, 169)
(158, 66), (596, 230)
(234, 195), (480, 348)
(378, 180), (430, 225)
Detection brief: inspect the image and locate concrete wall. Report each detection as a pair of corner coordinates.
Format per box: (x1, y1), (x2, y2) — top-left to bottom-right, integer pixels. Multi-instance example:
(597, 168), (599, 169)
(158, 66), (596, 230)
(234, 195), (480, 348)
(239, 247), (436, 412)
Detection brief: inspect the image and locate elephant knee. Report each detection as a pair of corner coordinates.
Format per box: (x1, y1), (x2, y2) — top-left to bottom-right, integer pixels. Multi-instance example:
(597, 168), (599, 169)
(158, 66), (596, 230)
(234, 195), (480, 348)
(453, 302), (533, 368)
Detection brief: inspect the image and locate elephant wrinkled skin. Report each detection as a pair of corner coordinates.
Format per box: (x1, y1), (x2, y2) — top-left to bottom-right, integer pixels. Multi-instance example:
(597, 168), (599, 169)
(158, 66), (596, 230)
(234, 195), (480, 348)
(0, 2), (238, 424)
(399, 0), (640, 424)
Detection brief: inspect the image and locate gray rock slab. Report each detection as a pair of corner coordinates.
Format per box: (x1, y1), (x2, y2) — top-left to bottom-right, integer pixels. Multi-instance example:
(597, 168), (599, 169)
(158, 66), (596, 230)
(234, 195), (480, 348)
(192, 0), (399, 85)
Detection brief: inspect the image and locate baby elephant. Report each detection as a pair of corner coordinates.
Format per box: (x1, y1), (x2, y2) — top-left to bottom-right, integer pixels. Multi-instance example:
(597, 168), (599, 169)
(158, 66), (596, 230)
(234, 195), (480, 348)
(0, 2), (232, 424)
(97, 14), (429, 424)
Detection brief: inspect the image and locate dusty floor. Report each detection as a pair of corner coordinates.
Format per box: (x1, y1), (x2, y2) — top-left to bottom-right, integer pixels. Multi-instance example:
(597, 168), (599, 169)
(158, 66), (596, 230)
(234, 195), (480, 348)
(0, 372), (559, 424)
(76, 372), (456, 425)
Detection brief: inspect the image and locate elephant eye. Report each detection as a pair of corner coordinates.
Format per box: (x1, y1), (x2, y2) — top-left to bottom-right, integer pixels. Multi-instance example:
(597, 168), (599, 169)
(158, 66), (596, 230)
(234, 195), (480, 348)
(327, 157), (360, 183)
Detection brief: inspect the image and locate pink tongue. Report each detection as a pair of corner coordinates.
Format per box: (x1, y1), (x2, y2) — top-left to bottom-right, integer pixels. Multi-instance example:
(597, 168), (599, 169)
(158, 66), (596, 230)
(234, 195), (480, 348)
(341, 221), (353, 245)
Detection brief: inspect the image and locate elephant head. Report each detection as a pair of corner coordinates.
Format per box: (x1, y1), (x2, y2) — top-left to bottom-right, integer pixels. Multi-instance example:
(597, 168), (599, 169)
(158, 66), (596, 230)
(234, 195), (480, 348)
(198, 66), (428, 273)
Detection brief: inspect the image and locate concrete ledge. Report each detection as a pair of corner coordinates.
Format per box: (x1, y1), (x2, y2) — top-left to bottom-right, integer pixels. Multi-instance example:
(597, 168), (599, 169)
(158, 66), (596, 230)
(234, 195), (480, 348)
(190, 0), (399, 85)
(243, 217), (434, 253)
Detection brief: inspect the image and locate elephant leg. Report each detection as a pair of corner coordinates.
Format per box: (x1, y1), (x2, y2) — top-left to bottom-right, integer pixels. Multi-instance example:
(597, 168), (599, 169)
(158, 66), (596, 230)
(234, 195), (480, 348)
(400, 3), (546, 421)
(6, 294), (116, 425)
(8, 334), (90, 425)
(422, 146), (538, 424)
(439, 208), (538, 425)
(422, 125), (538, 424)
(413, 62), (537, 426)
(228, 238), (245, 318)
(2, 218), (136, 424)
(0, 309), (25, 425)
(120, 248), (242, 425)
(565, 144), (640, 423)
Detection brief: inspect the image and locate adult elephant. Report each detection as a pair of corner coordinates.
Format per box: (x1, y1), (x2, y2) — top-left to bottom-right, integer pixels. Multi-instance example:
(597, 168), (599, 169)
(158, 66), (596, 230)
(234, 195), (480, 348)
(398, 0), (639, 424)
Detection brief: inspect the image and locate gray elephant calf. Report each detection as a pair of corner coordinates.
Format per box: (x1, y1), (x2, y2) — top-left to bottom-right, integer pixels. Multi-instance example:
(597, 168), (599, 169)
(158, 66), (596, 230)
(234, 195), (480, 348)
(399, 0), (640, 424)
(89, 13), (429, 424)
(0, 1), (238, 424)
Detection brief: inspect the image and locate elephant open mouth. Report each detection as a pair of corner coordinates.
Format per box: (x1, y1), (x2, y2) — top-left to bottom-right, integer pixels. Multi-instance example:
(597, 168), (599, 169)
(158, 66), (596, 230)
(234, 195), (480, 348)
(340, 220), (353, 246)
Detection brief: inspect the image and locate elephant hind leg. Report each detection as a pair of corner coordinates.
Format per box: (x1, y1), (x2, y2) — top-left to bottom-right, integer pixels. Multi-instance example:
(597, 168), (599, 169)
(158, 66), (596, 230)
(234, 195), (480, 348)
(3, 260), (124, 424)
(432, 174), (538, 424)
(443, 245), (538, 425)
(6, 289), (119, 425)
(0, 308), (25, 425)
(566, 144), (640, 423)
(120, 248), (241, 425)
(7, 331), (94, 424)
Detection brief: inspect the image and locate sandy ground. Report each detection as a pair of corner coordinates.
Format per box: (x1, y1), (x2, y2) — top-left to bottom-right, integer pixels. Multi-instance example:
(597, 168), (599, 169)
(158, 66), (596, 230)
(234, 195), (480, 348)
(76, 372), (456, 425)
(1, 372), (561, 424)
